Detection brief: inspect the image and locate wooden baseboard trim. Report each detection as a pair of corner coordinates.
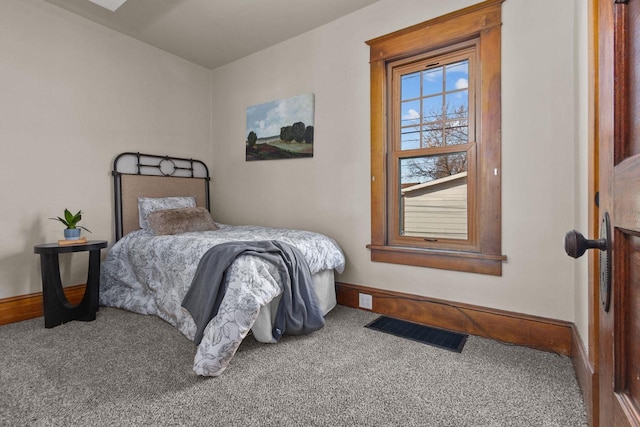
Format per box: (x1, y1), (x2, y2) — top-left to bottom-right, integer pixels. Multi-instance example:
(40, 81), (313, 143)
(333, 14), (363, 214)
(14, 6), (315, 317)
(571, 323), (598, 426)
(0, 284), (86, 326)
(336, 282), (573, 355)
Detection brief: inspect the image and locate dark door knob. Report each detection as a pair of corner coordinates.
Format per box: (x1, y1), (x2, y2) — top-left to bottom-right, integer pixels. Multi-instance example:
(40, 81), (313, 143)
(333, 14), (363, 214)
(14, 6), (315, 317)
(564, 230), (607, 258)
(565, 212), (612, 312)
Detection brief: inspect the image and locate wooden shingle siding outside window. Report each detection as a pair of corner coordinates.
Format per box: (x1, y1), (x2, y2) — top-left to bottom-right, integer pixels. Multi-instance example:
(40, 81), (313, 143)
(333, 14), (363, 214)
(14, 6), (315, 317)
(366, 0), (507, 275)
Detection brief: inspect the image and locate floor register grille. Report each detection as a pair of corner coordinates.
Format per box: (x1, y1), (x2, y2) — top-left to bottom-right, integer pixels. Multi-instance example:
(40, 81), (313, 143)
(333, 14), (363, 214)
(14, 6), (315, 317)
(365, 316), (468, 353)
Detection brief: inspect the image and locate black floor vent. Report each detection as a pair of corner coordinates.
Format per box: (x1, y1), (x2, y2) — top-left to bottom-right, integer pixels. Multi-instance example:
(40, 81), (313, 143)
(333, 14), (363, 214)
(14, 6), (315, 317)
(365, 316), (467, 353)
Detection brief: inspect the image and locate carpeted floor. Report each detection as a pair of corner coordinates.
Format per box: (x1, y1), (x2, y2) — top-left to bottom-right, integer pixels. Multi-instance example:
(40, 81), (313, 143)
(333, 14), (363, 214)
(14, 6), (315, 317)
(0, 305), (587, 426)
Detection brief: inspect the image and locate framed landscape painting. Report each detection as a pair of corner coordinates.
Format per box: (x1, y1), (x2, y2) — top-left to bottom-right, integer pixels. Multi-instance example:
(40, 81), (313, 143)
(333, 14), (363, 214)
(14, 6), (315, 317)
(246, 93), (314, 161)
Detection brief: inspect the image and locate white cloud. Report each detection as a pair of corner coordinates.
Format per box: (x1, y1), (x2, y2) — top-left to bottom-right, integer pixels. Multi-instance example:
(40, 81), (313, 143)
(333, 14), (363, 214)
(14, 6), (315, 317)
(402, 109), (420, 120)
(455, 78), (468, 90)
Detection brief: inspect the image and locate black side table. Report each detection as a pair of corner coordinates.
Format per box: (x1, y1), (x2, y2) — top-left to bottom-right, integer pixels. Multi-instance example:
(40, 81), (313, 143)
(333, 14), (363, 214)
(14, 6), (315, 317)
(33, 240), (108, 328)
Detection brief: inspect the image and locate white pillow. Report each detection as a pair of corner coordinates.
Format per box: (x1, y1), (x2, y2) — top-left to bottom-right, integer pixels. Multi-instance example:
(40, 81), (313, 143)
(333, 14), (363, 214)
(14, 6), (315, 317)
(138, 196), (196, 229)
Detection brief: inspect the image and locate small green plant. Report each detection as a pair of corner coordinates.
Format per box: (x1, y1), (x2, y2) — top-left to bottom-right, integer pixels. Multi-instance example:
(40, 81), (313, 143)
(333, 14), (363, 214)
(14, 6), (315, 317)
(49, 209), (91, 232)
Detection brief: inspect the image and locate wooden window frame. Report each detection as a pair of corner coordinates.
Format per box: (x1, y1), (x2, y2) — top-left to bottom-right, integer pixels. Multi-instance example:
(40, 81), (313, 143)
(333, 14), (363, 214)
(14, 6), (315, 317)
(366, 0), (506, 276)
(389, 43), (478, 251)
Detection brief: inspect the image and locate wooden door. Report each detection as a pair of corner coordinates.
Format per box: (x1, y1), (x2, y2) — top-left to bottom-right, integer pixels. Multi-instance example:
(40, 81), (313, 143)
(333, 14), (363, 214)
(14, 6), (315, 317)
(598, 0), (640, 425)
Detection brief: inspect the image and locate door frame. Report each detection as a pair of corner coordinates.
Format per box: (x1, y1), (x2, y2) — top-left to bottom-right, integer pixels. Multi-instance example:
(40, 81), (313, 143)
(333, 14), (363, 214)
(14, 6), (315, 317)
(584, 0), (601, 424)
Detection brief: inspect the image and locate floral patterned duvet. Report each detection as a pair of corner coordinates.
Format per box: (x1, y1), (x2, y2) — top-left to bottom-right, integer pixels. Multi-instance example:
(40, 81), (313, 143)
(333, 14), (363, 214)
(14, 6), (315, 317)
(99, 223), (345, 376)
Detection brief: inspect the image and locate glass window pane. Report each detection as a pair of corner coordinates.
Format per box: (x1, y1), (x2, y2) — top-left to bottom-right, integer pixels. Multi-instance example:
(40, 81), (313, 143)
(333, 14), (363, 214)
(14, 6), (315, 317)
(401, 100), (420, 126)
(401, 72), (420, 101)
(422, 95), (443, 123)
(421, 126), (443, 148)
(445, 90), (468, 118)
(445, 60), (469, 92)
(422, 67), (443, 97)
(444, 120), (468, 146)
(399, 153), (468, 240)
(400, 153), (468, 184)
(400, 128), (421, 150)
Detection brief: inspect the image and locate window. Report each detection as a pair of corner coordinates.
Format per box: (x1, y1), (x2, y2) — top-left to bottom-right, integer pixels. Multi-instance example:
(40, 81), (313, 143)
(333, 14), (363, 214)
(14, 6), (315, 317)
(392, 47), (476, 247)
(366, 0), (506, 275)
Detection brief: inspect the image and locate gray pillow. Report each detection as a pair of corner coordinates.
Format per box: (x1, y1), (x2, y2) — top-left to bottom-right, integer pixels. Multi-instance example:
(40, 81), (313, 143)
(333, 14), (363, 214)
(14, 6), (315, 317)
(147, 207), (218, 236)
(138, 196), (196, 229)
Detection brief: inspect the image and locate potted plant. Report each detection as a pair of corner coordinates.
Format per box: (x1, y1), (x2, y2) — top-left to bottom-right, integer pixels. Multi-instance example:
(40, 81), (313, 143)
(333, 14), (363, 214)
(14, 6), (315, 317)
(49, 209), (92, 240)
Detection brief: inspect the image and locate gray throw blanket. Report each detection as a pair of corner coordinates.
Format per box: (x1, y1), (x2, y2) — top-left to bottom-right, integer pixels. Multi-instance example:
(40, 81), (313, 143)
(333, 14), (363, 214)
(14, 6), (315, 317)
(182, 240), (325, 345)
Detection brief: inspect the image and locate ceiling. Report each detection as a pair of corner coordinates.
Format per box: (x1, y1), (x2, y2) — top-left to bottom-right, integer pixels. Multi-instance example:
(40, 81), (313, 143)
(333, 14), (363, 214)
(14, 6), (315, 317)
(44, 0), (380, 69)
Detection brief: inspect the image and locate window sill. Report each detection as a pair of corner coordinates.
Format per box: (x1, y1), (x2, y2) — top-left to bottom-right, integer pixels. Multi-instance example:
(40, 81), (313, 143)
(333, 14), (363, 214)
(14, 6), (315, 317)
(367, 244), (507, 276)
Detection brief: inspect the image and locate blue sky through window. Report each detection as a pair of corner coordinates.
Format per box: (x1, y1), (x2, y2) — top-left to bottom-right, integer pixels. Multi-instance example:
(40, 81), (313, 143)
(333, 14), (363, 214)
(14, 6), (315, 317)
(400, 59), (469, 150)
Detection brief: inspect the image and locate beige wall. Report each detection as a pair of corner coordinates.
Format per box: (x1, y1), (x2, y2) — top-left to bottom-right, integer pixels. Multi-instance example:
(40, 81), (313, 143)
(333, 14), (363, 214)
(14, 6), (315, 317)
(0, 0), (211, 298)
(1, 0), (590, 348)
(210, 0), (587, 334)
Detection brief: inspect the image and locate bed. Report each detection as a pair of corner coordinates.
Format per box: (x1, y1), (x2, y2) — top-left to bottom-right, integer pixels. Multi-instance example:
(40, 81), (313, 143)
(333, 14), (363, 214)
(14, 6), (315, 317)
(99, 152), (345, 376)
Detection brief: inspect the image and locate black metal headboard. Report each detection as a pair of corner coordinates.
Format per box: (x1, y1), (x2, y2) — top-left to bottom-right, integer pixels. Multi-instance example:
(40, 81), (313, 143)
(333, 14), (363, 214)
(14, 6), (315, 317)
(112, 152), (211, 241)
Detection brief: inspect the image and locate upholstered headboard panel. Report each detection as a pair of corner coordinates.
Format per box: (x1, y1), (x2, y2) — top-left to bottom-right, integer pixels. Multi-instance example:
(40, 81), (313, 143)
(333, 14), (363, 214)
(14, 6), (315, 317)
(120, 175), (208, 237)
(113, 152), (210, 240)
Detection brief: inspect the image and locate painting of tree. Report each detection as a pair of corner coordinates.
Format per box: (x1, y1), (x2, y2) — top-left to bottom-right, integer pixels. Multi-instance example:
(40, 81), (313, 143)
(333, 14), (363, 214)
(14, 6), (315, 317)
(245, 94), (315, 161)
